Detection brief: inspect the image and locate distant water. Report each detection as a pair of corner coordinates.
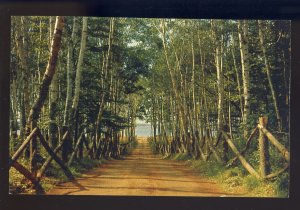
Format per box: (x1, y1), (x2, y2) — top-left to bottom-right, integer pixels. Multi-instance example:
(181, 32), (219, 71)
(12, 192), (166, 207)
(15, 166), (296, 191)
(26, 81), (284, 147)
(135, 123), (152, 137)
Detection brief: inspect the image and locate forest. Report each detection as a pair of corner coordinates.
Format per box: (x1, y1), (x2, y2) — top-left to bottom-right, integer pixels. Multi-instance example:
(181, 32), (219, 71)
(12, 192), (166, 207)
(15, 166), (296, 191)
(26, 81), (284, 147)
(9, 16), (290, 196)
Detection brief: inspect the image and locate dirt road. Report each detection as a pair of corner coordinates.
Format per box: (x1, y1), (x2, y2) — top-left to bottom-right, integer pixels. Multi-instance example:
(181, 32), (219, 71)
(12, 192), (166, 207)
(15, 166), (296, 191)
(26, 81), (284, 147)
(48, 138), (238, 196)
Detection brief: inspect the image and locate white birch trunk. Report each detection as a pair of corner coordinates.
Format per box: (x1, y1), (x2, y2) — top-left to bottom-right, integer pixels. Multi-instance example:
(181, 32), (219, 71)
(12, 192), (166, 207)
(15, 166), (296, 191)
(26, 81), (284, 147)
(71, 17), (88, 114)
(64, 17), (78, 126)
(238, 20), (250, 137)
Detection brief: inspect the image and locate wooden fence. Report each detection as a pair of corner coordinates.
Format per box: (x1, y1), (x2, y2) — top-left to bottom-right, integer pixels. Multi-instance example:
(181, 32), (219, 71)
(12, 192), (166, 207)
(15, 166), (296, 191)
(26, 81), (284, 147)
(223, 116), (289, 179)
(9, 127), (135, 194)
(153, 116), (290, 180)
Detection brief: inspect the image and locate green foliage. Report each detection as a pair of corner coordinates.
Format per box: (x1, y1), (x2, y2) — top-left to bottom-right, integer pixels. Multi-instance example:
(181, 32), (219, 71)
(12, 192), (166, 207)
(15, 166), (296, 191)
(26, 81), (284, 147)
(172, 153), (192, 161)
(223, 166), (246, 178)
(69, 157), (101, 173)
(273, 172), (289, 197)
(148, 137), (159, 154)
(122, 140), (138, 155)
(176, 157), (288, 197)
(9, 16), (290, 197)
(225, 176), (244, 188)
(244, 175), (261, 190)
(191, 160), (224, 177)
(101, 110), (130, 131)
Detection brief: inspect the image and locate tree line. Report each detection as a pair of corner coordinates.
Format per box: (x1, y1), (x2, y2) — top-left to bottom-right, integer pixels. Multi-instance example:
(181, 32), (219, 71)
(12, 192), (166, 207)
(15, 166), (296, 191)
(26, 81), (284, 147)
(10, 16), (149, 174)
(10, 17), (290, 177)
(136, 19), (290, 164)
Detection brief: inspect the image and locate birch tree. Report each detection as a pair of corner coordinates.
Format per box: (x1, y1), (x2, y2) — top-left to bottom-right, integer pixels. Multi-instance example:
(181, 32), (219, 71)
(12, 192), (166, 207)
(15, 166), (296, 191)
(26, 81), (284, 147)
(14, 17), (30, 139)
(27, 16), (64, 174)
(211, 20), (224, 132)
(69, 17), (88, 123)
(238, 20), (250, 137)
(63, 17), (78, 126)
(258, 20), (282, 131)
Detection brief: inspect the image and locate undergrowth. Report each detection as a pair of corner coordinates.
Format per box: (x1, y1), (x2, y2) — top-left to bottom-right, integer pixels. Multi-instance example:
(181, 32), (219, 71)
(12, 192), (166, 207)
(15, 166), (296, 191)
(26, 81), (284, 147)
(170, 155), (289, 197)
(124, 140), (138, 155)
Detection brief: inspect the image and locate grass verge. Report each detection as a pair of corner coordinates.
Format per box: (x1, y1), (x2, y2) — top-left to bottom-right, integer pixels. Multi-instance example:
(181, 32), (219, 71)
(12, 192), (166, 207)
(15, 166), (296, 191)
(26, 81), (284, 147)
(169, 154), (289, 197)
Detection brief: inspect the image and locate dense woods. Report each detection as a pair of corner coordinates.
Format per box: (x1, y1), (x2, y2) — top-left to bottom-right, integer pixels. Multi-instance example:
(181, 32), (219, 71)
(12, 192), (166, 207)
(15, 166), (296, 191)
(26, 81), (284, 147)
(9, 16), (290, 195)
(144, 19), (290, 151)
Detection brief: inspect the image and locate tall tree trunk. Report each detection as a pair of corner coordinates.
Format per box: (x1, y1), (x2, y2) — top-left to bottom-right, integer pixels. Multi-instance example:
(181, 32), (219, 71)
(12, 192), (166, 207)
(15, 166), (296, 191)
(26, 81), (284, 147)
(238, 20), (250, 138)
(63, 17), (88, 161)
(37, 18), (42, 84)
(258, 20), (282, 131)
(95, 18), (114, 143)
(49, 64), (59, 148)
(231, 33), (244, 118)
(15, 16), (30, 139)
(191, 39), (201, 157)
(211, 20), (226, 162)
(27, 16), (64, 175)
(64, 17), (78, 126)
(10, 77), (19, 153)
(160, 20), (188, 152)
(197, 28), (208, 141)
(70, 17), (88, 120)
(211, 21), (224, 132)
(48, 17), (60, 148)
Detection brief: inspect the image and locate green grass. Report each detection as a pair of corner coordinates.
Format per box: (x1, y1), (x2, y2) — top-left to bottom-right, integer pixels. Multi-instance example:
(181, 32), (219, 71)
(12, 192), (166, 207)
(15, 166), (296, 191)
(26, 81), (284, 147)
(170, 155), (289, 197)
(124, 140), (138, 155)
(172, 152), (192, 161)
(190, 160), (224, 177)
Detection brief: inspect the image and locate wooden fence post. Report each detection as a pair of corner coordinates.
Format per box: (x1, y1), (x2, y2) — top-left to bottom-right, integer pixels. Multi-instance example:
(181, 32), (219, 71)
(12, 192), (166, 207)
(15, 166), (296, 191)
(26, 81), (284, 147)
(258, 117), (271, 178)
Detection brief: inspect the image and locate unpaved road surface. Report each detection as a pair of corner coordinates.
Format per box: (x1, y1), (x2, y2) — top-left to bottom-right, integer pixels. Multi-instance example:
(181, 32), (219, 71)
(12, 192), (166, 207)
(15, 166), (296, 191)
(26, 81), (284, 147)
(48, 138), (239, 196)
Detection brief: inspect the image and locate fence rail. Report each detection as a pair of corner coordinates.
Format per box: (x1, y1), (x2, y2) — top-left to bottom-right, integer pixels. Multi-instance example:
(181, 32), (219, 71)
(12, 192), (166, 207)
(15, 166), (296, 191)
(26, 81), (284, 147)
(9, 126), (136, 194)
(151, 116), (290, 180)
